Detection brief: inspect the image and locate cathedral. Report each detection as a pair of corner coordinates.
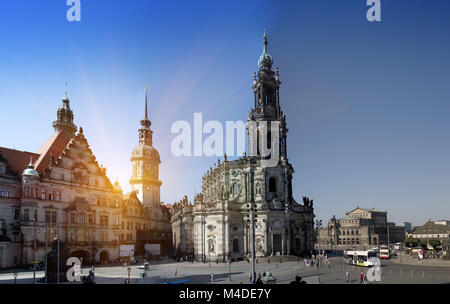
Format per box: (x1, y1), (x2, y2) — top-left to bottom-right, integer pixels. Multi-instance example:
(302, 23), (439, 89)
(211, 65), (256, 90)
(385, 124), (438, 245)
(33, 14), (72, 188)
(171, 33), (316, 261)
(0, 88), (170, 269)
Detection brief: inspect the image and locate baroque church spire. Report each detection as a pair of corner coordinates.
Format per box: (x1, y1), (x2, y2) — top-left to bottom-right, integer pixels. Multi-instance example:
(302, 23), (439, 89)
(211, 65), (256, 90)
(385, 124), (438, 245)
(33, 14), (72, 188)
(248, 31), (288, 159)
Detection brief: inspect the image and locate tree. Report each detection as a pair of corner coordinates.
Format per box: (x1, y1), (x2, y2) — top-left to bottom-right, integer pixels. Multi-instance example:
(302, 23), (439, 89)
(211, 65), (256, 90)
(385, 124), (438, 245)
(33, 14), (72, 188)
(420, 241), (428, 250)
(428, 239), (441, 250)
(404, 237), (419, 248)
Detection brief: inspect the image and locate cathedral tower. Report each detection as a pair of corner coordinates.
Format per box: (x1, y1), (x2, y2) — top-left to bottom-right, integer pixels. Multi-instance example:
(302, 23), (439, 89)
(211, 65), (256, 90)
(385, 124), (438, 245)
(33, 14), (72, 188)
(52, 90), (77, 139)
(248, 31), (288, 160)
(129, 87), (162, 209)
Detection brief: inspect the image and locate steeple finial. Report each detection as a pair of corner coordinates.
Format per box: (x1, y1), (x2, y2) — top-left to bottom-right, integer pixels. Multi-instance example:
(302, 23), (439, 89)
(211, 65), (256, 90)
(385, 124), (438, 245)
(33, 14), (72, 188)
(258, 30), (273, 69)
(28, 157), (34, 167)
(64, 82), (69, 100)
(140, 85), (152, 129)
(263, 29), (268, 54)
(144, 85), (148, 120)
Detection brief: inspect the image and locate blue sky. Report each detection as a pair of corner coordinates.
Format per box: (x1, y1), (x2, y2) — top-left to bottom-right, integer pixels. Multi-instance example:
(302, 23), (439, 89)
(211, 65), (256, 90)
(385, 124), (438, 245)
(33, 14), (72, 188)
(1, 0), (449, 226)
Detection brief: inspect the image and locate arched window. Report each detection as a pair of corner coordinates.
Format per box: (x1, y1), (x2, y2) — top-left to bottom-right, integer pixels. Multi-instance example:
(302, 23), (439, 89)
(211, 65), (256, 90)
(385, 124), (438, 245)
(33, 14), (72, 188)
(269, 177), (277, 193)
(232, 239), (239, 253)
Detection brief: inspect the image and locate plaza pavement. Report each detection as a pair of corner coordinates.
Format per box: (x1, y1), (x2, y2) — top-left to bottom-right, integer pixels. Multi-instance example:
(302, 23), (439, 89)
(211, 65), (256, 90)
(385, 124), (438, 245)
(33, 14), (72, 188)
(1, 257), (449, 284)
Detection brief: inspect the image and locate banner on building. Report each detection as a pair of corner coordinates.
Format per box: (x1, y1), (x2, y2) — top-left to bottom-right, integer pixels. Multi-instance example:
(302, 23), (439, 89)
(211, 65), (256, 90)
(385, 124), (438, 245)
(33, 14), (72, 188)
(145, 243), (161, 256)
(120, 244), (135, 257)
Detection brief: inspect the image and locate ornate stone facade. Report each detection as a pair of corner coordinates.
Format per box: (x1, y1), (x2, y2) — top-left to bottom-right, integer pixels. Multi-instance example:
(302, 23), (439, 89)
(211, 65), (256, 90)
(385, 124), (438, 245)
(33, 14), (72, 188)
(0, 89), (171, 269)
(318, 207), (406, 248)
(171, 34), (315, 261)
(124, 88), (171, 255)
(0, 94), (123, 268)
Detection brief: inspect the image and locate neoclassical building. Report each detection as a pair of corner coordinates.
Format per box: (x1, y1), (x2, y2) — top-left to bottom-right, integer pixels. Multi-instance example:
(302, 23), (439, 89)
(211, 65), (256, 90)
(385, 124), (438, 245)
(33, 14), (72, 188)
(318, 207), (406, 248)
(171, 34), (316, 261)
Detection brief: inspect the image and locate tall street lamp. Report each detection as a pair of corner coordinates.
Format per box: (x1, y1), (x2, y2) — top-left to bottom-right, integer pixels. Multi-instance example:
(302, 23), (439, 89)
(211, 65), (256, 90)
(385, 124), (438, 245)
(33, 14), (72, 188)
(315, 219), (322, 284)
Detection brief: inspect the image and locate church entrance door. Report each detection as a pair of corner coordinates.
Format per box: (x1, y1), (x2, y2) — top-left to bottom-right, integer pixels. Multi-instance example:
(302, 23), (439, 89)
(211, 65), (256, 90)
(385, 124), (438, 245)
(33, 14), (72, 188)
(273, 234), (282, 254)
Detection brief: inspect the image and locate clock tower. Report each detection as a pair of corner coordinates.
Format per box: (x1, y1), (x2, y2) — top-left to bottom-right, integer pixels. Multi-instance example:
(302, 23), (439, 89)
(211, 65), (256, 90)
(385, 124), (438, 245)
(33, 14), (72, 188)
(129, 87), (162, 209)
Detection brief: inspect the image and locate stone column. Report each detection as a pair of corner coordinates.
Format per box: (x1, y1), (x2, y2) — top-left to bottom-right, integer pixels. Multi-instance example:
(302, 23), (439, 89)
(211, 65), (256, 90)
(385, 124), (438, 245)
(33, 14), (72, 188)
(271, 228), (274, 256)
(224, 218), (229, 259)
(286, 226), (291, 255)
(281, 227), (286, 255)
(244, 224), (248, 256)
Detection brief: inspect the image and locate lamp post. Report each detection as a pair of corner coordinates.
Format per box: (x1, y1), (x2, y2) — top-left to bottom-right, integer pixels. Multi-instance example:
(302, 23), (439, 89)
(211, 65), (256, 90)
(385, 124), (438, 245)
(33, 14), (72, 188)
(33, 221), (37, 284)
(57, 223), (60, 284)
(44, 222), (48, 284)
(315, 219), (322, 284)
(80, 257), (83, 275)
(228, 259), (231, 283)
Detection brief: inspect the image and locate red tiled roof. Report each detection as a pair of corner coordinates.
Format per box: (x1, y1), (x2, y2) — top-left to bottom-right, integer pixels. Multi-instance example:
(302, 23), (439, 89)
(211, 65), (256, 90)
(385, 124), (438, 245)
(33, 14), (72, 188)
(0, 131), (70, 177)
(0, 147), (40, 177)
(34, 130), (70, 174)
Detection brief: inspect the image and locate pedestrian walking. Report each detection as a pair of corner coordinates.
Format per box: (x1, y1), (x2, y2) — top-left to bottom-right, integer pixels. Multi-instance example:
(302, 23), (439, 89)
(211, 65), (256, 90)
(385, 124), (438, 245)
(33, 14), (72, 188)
(255, 273), (263, 285)
(345, 271), (350, 283)
(210, 273), (214, 283)
(89, 266), (96, 284)
(360, 272), (364, 284)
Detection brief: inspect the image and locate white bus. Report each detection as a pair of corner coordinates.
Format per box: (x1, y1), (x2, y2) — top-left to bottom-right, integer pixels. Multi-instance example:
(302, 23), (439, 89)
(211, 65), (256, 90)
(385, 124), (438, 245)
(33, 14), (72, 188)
(344, 250), (377, 267)
(379, 245), (390, 259)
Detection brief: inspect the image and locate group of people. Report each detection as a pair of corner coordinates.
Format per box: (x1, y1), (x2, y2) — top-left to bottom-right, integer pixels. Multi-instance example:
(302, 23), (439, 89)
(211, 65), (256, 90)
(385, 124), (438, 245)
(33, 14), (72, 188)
(345, 271), (368, 284)
(304, 253), (332, 269)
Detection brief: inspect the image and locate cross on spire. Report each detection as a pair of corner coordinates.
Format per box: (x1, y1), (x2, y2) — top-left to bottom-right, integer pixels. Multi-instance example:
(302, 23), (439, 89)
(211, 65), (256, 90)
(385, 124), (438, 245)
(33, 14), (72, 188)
(263, 29), (268, 53)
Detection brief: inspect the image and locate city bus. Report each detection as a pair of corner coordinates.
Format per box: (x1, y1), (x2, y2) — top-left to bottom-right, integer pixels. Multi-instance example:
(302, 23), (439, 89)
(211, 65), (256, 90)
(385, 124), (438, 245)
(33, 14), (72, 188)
(379, 245), (390, 259)
(344, 250), (377, 267)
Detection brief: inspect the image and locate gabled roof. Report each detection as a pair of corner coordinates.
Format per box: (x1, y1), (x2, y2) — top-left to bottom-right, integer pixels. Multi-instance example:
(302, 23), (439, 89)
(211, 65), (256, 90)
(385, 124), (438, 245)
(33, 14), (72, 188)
(413, 220), (448, 234)
(346, 207), (386, 215)
(0, 147), (40, 177)
(34, 130), (70, 174)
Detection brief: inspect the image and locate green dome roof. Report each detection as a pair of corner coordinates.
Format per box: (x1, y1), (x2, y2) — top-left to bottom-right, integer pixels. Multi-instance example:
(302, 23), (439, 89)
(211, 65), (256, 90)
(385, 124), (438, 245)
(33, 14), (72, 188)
(22, 157), (39, 178)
